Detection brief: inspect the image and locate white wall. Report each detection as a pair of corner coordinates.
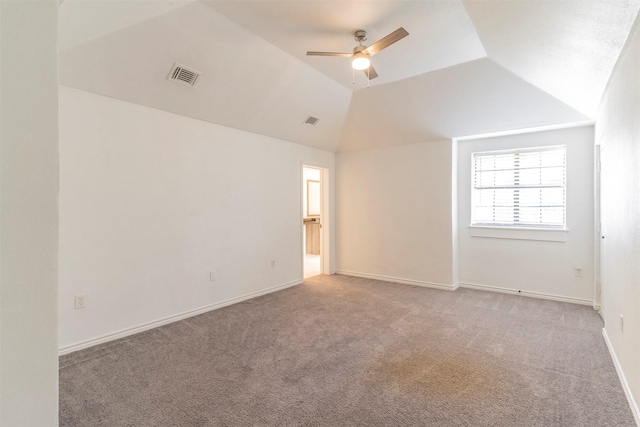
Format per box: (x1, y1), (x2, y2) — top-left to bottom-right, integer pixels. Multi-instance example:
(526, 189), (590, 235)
(336, 140), (456, 289)
(0, 1), (59, 424)
(58, 86), (335, 352)
(597, 15), (640, 423)
(335, 129), (594, 302)
(457, 126), (595, 304)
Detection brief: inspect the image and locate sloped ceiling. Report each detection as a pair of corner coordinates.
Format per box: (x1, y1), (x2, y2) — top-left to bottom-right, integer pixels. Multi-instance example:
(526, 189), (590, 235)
(59, 2), (351, 152)
(58, 0), (640, 152)
(341, 58), (587, 152)
(463, 0), (640, 118)
(203, 0), (486, 88)
(58, 0), (198, 51)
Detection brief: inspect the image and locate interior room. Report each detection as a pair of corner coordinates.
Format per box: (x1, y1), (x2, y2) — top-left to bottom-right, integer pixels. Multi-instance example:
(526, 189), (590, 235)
(303, 166), (322, 279)
(2, 0), (640, 425)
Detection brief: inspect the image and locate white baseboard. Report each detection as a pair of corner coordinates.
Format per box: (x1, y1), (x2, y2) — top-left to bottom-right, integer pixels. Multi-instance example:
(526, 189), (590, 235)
(602, 328), (640, 426)
(458, 281), (593, 306)
(58, 279), (302, 356)
(336, 270), (458, 291)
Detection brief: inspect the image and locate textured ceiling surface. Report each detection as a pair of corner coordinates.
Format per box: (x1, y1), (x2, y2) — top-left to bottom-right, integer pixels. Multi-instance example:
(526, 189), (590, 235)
(341, 58), (588, 152)
(58, 0), (196, 51)
(58, 0), (640, 152)
(203, 0), (486, 88)
(464, 0), (640, 118)
(59, 2), (352, 152)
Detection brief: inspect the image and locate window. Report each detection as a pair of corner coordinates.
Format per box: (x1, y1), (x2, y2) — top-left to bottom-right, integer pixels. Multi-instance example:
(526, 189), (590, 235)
(472, 145), (566, 228)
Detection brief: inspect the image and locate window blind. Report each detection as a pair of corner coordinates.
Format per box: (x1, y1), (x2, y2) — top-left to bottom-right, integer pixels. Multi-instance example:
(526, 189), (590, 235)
(472, 145), (566, 228)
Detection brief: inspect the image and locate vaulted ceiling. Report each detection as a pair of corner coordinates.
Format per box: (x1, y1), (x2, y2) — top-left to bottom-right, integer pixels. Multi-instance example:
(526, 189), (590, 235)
(58, 0), (640, 152)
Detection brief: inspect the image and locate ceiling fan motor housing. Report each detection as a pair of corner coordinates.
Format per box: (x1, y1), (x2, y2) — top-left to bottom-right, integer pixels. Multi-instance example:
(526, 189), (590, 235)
(354, 30), (367, 43)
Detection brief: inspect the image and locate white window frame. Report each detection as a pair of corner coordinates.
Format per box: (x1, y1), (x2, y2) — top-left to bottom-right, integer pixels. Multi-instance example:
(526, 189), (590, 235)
(470, 145), (567, 234)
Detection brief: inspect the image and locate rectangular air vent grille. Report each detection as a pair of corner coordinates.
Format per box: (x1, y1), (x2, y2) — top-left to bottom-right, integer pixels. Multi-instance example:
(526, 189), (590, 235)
(304, 116), (320, 126)
(167, 63), (201, 87)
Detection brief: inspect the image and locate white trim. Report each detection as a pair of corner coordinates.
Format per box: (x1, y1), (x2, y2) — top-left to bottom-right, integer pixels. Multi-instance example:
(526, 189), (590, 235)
(336, 270), (458, 291)
(458, 281), (593, 306)
(301, 163), (332, 278)
(602, 328), (640, 426)
(593, 145), (602, 315)
(469, 225), (568, 232)
(454, 120), (594, 142)
(472, 144), (566, 156)
(469, 226), (568, 242)
(471, 145), (567, 232)
(58, 279), (302, 356)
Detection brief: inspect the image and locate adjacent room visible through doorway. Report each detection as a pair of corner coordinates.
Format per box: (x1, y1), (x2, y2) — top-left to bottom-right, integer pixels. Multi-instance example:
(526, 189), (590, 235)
(303, 166), (323, 279)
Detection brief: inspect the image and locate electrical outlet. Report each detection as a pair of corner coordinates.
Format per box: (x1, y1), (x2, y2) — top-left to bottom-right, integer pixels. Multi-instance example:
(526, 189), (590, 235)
(209, 272), (216, 281)
(271, 260), (276, 268)
(574, 266), (583, 277)
(620, 314), (624, 332)
(74, 295), (86, 309)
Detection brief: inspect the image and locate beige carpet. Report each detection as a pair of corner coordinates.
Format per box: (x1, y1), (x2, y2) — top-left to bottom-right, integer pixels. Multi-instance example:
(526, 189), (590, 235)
(59, 274), (635, 426)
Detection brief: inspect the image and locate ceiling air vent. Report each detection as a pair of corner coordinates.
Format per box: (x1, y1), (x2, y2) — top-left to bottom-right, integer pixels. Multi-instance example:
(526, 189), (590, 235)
(167, 63), (201, 87)
(304, 116), (320, 126)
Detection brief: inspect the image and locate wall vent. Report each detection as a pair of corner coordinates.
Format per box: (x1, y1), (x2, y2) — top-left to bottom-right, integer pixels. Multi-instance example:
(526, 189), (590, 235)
(167, 63), (201, 87)
(304, 116), (320, 126)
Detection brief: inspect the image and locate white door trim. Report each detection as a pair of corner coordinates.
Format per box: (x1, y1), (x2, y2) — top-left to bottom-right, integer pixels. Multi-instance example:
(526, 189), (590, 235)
(301, 163), (331, 278)
(594, 144), (602, 313)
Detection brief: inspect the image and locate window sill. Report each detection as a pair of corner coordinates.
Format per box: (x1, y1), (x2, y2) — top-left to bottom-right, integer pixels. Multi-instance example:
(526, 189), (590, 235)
(469, 225), (568, 242)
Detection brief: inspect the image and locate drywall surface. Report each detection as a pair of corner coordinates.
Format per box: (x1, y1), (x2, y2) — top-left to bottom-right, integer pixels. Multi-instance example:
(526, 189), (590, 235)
(0, 1), (59, 424)
(340, 58), (587, 152)
(58, 86), (335, 350)
(457, 126), (595, 303)
(59, 1), (351, 153)
(336, 140), (455, 287)
(597, 16), (640, 422)
(463, 0), (640, 117)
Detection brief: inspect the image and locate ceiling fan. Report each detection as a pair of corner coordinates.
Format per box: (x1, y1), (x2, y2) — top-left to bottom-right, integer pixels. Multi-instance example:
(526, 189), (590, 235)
(307, 27), (409, 82)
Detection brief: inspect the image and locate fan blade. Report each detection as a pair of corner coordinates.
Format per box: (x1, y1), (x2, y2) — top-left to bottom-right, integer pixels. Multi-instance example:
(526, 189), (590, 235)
(362, 27), (409, 57)
(306, 51), (353, 57)
(362, 65), (379, 80)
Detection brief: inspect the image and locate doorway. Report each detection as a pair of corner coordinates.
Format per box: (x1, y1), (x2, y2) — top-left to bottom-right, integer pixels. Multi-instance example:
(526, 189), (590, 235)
(594, 145), (602, 314)
(302, 165), (326, 279)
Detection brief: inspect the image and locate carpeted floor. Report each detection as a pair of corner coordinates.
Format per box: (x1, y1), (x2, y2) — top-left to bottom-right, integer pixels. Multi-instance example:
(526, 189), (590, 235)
(59, 274), (635, 426)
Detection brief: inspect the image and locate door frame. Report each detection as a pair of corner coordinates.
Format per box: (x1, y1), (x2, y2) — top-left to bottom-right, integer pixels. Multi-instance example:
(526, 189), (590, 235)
(594, 144), (602, 314)
(301, 163), (331, 278)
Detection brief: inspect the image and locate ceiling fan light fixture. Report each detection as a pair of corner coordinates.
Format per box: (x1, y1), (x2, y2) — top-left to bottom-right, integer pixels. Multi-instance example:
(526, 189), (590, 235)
(307, 27), (409, 80)
(352, 53), (370, 71)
